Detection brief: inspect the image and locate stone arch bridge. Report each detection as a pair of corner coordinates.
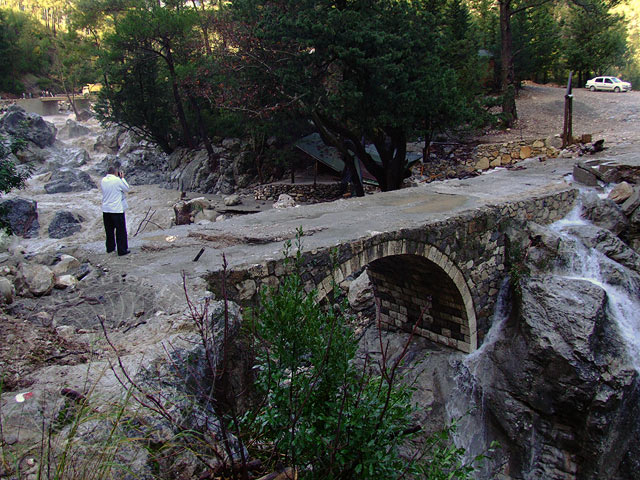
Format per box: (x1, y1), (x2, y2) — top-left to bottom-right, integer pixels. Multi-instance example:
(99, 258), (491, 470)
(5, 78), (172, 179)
(208, 188), (577, 353)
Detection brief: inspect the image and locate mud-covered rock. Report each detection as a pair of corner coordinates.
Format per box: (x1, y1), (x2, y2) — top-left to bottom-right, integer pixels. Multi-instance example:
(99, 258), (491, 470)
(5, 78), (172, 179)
(44, 168), (96, 194)
(0, 106), (57, 148)
(0, 276), (14, 304)
(0, 197), (39, 238)
(58, 119), (90, 139)
(48, 211), (84, 239)
(16, 263), (54, 297)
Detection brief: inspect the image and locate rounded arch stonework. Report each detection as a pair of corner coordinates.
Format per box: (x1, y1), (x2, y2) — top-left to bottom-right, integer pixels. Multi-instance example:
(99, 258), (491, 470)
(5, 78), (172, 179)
(315, 239), (477, 353)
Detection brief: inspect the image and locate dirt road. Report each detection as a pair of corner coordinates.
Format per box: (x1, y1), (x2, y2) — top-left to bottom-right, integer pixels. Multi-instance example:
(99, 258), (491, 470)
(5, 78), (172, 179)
(479, 83), (640, 154)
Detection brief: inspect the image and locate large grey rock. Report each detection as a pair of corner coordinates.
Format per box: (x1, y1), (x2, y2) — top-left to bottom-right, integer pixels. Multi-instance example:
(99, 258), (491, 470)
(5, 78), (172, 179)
(58, 119), (90, 139)
(565, 223), (640, 273)
(273, 194), (296, 209)
(44, 168), (96, 194)
(608, 181), (634, 204)
(16, 263), (55, 296)
(0, 197), (39, 238)
(94, 127), (123, 154)
(75, 109), (94, 122)
(573, 163), (598, 186)
(581, 193), (628, 236)
(470, 275), (639, 480)
(0, 106), (56, 148)
(48, 211), (84, 239)
(348, 270), (374, 311)
(0, 276), (14, 304)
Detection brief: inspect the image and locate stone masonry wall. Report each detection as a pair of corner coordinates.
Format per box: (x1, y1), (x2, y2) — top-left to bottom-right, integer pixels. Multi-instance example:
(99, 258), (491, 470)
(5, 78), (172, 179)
(208, 187), (578, 352)
(471, 138), (562, 171)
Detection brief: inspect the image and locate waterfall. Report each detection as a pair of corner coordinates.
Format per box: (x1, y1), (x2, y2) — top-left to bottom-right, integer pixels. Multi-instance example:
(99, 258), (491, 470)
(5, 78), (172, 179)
(550, 204), (640, 371)
(446, 194), (640, 478)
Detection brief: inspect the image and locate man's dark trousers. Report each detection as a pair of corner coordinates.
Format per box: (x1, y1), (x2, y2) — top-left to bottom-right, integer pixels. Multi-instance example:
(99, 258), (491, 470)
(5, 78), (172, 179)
(103, 212), (128, 255)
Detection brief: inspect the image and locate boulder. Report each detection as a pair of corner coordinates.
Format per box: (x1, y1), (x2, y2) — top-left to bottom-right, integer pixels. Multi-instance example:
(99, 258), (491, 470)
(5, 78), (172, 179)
(94, 128), (123, 154)
(347, 270), (374, 311)
(273, 194), (296, 209)
(471, 275), (640, 480)
(16, 263), (54, 296)
(0, 276), (14, 304)
(224, 194), (241, 207)
(58, 119), (90, 139)
(580, 193), (628, 236)
(75, 109), (94, 122)
(608, 181), (634, 204)
(0, 106), (56, 148)
(621, 190), (640, 216)
(54, 274), (78, 290)
(0, 197), (39, 238)
(48, 211), (84, 239)
(565, 224), (640, 273)
(51, 254), (81, 276)
(44, 168), (96, 194)
(573, 163), (598, 186)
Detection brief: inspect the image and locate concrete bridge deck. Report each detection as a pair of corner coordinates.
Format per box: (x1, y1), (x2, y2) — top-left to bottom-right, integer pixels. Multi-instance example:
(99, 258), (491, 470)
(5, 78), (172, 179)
(77, 154), (585, 353)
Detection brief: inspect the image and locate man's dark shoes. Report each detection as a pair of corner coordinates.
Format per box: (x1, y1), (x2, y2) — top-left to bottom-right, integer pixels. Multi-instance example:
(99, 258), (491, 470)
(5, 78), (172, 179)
(106, 249), (115, 253)
(118, 250), (130, 256)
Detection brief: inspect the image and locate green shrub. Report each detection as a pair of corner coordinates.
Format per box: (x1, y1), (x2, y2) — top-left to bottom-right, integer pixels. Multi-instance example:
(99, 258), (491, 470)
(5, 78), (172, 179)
(243, 234), (484, 479)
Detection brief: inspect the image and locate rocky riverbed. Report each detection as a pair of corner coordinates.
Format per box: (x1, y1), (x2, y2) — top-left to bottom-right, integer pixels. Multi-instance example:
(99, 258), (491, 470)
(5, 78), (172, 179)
(1, 85), (640, 479)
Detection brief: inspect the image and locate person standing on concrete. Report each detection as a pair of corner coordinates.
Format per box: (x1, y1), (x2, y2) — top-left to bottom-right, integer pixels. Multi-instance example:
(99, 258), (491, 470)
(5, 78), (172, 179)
(101, 161), (130, 256)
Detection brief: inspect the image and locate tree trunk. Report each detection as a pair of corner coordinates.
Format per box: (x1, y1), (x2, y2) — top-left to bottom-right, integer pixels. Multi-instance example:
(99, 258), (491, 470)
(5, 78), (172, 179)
(344, 154), (364, 197)
(188, 93), (217, 169)
(164, 43), (196, 149)
(499, 0), (517, 126)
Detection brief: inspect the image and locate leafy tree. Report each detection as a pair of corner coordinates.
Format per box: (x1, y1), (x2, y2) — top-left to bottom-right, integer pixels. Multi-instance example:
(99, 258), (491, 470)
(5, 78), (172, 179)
(224, 0), (475, 193)
(564, 3), (628, 85)
(51, 30), (98, 115)
(496, 0), (623, 125)
(0, 8), (52, 93)
(94, 0), (220, 157)
(511, 3), (562, 84)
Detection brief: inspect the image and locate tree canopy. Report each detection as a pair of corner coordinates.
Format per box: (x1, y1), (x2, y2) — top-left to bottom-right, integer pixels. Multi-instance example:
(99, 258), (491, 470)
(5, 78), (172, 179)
(221, 0), (479, 191)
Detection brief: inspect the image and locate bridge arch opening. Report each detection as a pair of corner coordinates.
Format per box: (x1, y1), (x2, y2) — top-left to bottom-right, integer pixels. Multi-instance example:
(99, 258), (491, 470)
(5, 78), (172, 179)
(314, 240), (477, 353)
(367, 254), (475, 352)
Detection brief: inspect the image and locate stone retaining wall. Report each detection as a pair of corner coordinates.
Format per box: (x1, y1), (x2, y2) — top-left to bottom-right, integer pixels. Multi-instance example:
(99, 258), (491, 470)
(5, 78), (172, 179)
(208, 187), (579, 352)
(470, 138), (562, 171)
(254, 183), (344, 203)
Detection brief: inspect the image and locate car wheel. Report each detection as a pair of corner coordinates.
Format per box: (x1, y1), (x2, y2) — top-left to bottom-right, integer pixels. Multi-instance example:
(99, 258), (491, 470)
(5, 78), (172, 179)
(590, 86), (596, 92)
(614, 86), (621, 92)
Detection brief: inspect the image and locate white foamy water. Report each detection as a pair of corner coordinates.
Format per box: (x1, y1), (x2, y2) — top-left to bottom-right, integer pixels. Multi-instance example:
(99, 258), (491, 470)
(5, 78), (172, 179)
(550, 204), (640, 371)
(4, 114), (180, 255)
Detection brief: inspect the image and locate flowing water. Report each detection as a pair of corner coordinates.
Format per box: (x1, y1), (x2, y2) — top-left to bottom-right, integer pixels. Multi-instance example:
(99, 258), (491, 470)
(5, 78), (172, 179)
(548, 203), (640, 370)
(4, 114), (181, 255)
(446, 194), (640, 478)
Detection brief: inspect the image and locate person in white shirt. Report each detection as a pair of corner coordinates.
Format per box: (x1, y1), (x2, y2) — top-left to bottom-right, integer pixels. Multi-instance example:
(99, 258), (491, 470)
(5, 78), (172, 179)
(101, 162), (130, 256)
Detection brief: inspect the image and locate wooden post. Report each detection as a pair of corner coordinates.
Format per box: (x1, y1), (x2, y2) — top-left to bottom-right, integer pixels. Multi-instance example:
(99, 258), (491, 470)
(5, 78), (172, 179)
(562, 72), (573, 148)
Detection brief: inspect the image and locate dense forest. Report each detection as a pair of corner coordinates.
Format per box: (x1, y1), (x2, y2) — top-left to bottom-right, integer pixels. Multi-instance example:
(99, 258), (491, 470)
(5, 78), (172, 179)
(0, 0), (637, 190)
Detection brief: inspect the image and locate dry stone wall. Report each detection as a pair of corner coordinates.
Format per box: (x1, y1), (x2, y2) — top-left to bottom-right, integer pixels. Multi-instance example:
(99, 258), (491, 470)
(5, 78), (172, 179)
(471, 137), (562, 171)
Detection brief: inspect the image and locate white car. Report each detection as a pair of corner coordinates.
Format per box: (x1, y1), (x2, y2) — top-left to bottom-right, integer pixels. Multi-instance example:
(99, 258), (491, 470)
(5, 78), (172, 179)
(585, 76), (632, 92)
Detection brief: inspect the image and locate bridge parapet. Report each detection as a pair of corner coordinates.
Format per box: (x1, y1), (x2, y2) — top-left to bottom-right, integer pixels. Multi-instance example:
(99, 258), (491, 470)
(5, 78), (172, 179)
(208, 188), (578, 352)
